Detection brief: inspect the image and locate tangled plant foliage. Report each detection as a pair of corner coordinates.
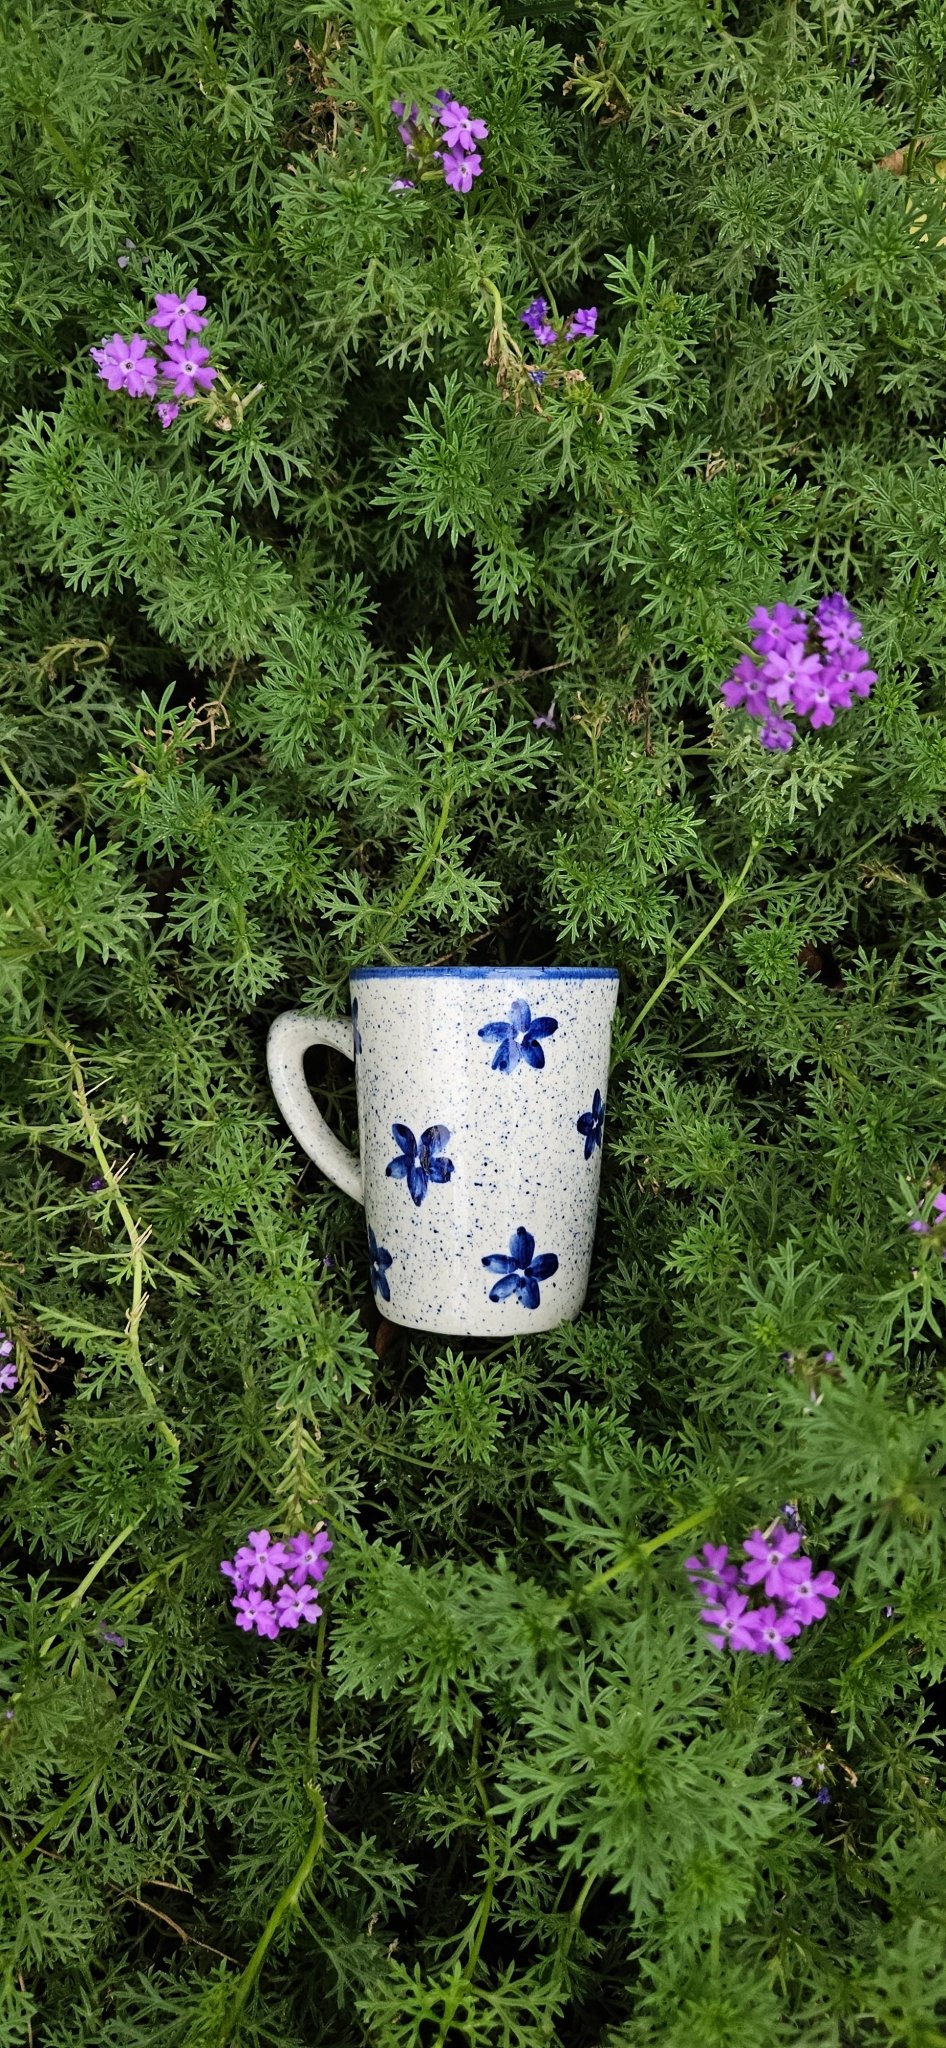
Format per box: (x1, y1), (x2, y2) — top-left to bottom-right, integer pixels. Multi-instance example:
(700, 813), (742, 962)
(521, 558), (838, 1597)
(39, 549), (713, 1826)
(4, 0), (946, 2042)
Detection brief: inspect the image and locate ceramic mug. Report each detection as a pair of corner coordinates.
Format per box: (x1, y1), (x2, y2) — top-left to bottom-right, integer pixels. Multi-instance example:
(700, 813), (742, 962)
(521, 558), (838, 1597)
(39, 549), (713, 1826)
(266, 965), (619, 1337)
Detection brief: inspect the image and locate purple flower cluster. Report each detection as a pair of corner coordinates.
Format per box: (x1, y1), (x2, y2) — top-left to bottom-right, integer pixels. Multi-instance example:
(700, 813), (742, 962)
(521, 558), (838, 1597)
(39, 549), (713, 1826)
(91, 289), (217, 428)
(685, 1522), (839, 1662)
(722, 595), (876, 751)
(0, 1330), (16, 1395)
(521, 297), (598, 348)
(220, 1526), (332, 1640)
(390, 91), (488, 195)
(910, 1189), (946, 1248)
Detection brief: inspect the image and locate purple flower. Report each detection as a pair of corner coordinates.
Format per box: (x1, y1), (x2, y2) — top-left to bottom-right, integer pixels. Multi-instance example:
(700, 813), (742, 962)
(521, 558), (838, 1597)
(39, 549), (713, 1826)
(722, 594), (875, 750)
(221, 1524), (332, 1638)
(532, 702), (557, 729)
(148, 290), (208, 344)
(910, 1191), (946, 1244)
(434, 97), (488, 152)
(533, 319), (558, 346)
(440, 147), (482, 194)
(89, 1176), (106, 1191)
(99, 1627), (126, 1647)
(160, 340), (216, 398)
(748, 602), (808, 656)
(781, 1564), (840, 1624)
(155, 401), (180, 428)
(759, 713), (796, 752)
(814, 592), (861, 655)
(815, 1786), (831, 1805)
(780, 1503), (806, 1535)
(391, 98), (420, 146)
(389, 178), (416, 191)
(700, 1590), (762, 1652)
(740, 1524), (803, 1599)
(0, 1333), (17, 1393)
(275, 1581), (323, 1628)
(763, 649), (824, 711)
(752, 1602), (802, 1661)
(233, 1589), (280, 1639)
(567, 307), (598, 339)
(528, 369), (545, 386)
(227, 1529), (291, 1590)
(285, 1530), (333, 1587)
(521, 297), (550, 336)
(790, 1774), (804, 1787)
(684, 1542), (740, 1601)
(90, 333), (159, 397)
(721, 656), (771, 719)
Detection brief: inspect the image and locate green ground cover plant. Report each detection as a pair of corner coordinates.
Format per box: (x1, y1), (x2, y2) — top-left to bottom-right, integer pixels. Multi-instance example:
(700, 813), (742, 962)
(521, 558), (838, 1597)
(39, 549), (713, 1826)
(3, 0), (946, 2040)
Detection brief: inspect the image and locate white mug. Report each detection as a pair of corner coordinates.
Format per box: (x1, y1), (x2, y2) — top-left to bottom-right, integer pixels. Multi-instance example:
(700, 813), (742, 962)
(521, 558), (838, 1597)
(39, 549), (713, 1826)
(267, 966), (619, 1337)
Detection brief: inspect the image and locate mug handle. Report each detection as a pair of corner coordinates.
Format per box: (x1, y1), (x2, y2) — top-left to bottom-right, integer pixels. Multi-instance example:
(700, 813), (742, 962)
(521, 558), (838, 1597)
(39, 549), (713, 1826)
(266, 1010), (363, 1205)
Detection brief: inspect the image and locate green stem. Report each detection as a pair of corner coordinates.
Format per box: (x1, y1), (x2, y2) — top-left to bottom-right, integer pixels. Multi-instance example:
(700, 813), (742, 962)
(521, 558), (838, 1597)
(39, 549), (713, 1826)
(698, 963), (747, 1006)
(16, 27), (89, 181)
(197, 21), (226, 90)
(14, 1648), (156, 1863)
(58, 1517), (144, 1614)
(373, 787), (453, 952)
(111, 1544), (196, 1613)
(309, 1616), (327, 1763)
(556, 1868), (595, 1977)
(0, 755), (42, 818)
(463, 1747), (498, 1982)
(46, 1033), (179, 1458)
(574, 1505), (713, 1603)
(220, 1788), (326, 2041)
(625, 840), (762, 1042)
(479, 275), (505, 329)
(219, 1657), (327, 2042)
(37, 112), (88, 182)
(35, 1515), (145, 1670)
(846, 1617), (908, 1672)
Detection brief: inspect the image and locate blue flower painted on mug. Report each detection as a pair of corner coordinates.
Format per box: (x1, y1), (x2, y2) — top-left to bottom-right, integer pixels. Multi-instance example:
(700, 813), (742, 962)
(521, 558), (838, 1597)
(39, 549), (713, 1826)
(576, 1088), (605, 1159)
(482, 1227), (559, 1310)
(351, 998), (363, 1056)
(386, 1123), (455, 1207)
(478, 999), (558, 1074)
(367, 1227), (393, 1302)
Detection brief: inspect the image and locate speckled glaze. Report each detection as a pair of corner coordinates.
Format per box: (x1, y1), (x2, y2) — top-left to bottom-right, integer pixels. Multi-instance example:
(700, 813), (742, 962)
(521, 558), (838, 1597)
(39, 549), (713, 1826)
(266, 966), (619, 1337)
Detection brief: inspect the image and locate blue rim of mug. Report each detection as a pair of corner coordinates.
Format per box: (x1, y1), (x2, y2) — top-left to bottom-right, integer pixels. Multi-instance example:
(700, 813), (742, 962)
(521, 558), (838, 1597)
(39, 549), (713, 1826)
(349, 965), (619, 980)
